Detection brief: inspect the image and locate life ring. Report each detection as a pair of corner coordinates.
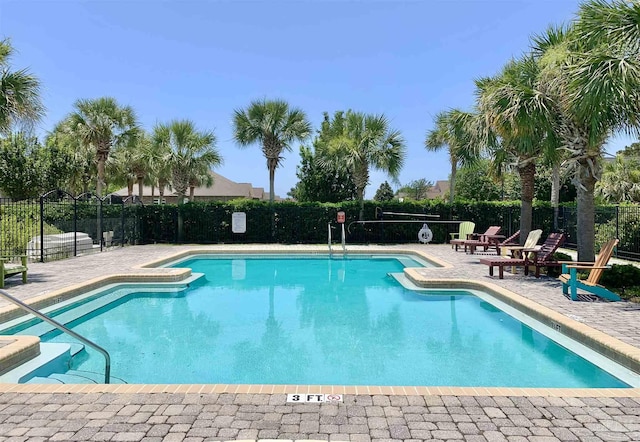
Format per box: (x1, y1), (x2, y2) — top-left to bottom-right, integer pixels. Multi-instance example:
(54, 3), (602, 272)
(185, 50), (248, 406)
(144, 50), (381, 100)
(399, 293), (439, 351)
(418, 224), (433, 244)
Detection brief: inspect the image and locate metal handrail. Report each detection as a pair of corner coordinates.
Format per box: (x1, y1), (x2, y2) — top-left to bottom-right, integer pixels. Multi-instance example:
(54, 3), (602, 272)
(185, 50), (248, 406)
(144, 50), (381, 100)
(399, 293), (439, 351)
(341, 223), (347, 255)
(328, 223), (333, 256)
(0, 289), (111, 383)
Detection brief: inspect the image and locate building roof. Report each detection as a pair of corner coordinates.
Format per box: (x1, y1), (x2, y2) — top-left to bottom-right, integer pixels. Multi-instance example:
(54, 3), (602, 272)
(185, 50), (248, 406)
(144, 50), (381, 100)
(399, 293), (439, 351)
(113, 171), (281, 201)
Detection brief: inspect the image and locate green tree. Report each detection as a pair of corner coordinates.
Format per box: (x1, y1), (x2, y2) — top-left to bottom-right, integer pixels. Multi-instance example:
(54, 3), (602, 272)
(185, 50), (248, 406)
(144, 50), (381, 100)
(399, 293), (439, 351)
(289, 112), (357, 202)
(454, 160), (505, 201)
(322, 110), (406, 220)
(596, 155), (640, 203)
(0, 39), (44, 134)
(152, 120), (222, 204)
(374, 181), (394, 202)
(530, 0), (640, 260)
(475, 55), (558, 242)
(397, 178), (433, 200)
(425, 109), (478, 204)
(0, 133), (74, 199)
(233, 99), (312, 204)
(59, 97), (138, 197)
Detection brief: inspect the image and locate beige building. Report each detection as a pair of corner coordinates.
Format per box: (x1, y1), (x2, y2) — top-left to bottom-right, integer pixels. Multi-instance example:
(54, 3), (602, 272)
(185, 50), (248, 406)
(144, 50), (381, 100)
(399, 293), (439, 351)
(114, 171), (281, 204)
(425, 180), (450, 200)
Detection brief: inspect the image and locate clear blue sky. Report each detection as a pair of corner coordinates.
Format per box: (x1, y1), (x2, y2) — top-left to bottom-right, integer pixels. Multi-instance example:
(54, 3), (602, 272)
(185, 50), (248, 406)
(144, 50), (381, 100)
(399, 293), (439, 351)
(1, 0), (635, 198)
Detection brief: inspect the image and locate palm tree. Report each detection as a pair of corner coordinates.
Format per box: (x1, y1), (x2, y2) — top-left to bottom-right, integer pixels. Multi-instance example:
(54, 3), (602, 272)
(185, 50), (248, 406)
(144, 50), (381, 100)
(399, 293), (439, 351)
(475, 55), (558, 242)
(0, 39), (44, 134)
(596, 155), (640, 203)
(323, 111), (406, 220)
(152, 119), (222, 204)
(233, 99), (312, 204)
(425, 109), (478, 204)
(530, 0), (640, 260)
(61, 97), (138, 197)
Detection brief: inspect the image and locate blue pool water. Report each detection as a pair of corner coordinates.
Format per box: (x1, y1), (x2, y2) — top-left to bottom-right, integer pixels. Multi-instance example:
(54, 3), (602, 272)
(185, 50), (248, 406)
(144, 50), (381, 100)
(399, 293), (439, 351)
(12, 256), (631, 387)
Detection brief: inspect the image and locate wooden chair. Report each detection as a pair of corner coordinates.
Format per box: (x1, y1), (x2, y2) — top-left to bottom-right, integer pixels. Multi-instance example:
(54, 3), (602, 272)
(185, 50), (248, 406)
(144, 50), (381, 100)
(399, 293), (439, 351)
(559, 238), (620, 301)
(466, 229), (520, 255)
(0, 255), (28, 288)
(458, 226), (502, 253)
(449, 221), (475, 250)
(479, 232), (565, 279)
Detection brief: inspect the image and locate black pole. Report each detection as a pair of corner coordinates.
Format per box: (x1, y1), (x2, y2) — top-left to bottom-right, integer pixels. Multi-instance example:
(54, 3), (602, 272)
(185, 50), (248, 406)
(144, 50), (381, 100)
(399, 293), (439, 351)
(99, 197), (103, 252)
(39, 195), (44, 263)
(73, 195), (78, 257)
(121, 201), (125, 247)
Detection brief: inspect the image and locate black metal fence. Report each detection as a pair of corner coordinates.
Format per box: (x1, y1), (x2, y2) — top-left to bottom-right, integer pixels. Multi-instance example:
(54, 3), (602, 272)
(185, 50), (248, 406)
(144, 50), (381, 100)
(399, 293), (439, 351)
(2, 194), (640, 262)
(0, 191), (143, 262)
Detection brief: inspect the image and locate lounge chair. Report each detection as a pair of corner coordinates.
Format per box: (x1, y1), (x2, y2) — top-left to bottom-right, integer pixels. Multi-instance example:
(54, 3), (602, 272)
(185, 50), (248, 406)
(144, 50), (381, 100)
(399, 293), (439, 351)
(500, 229), (542, 258)
(559, 238), (620, 301)
(454, 226), (501, 253)
(0, 255), (28, 288)
(479, 232), (565, 279)
(466, 229), (520, 255)
(449, 221), (475, 250)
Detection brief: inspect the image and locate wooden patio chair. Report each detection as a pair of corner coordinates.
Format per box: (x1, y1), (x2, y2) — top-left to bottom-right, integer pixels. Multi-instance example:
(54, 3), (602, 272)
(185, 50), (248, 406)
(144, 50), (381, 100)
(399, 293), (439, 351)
(0, 255), (28, 288)
(459, 226), (502, 253)
(479, 232), (565, 279)
(559, 238), (620, 301)
(466, 229), (520, 255)
(449, 221), (475, 250)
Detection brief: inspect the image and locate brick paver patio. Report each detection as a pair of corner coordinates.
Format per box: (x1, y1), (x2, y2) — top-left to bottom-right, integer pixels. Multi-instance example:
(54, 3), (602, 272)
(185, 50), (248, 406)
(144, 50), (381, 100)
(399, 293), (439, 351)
(1, 244), (639, 441)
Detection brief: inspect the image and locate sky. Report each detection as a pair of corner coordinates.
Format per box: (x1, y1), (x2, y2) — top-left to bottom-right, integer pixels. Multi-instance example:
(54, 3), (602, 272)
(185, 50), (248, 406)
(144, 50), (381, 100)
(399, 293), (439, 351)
(1, 0), (636, 198)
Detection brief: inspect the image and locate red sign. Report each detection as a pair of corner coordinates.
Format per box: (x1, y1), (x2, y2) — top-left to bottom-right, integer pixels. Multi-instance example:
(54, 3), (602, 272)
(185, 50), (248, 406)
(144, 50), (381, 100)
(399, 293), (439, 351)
(337, 211), (346, 223)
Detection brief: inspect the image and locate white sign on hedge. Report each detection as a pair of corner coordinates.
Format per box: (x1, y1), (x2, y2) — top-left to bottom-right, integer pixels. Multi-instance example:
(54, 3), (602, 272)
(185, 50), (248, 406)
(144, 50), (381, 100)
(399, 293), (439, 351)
(232, 212), (246, 234)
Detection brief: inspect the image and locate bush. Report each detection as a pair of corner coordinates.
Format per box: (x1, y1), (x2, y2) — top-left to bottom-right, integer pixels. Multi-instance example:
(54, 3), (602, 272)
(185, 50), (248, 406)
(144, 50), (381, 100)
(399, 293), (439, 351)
(599, 264), (640, 300)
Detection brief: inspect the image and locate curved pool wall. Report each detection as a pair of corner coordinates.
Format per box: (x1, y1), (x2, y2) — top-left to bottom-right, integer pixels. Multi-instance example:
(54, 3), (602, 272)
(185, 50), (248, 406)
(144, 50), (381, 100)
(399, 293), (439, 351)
(0, 247), (638, 394)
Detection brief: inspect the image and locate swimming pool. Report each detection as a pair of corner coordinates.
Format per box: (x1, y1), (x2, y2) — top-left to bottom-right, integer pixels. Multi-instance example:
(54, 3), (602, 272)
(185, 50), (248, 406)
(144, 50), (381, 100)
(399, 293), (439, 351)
(1, 254), (635, 387)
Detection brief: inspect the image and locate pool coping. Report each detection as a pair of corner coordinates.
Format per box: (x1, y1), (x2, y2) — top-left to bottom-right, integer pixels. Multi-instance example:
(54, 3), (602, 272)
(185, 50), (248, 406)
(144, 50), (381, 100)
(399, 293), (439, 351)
(0, 247), (639, 397)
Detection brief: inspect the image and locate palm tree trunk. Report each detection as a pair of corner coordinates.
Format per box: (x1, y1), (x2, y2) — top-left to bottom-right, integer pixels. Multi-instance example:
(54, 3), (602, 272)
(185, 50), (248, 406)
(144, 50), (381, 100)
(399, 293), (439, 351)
(551, 163), (560, 231)
(96, 158), (105, 197)
(137, 178), (144, 202)
(268, 161), (276, 240)
(576, 161), (597, 261)
(449, 157), (457, 205)
(189, 186), (195, 202)
(518, 162), (536, 245)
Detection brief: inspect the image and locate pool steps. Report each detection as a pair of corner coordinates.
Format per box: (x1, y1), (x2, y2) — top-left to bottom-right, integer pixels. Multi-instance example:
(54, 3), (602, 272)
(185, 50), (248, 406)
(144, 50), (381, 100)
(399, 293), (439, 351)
(0, 342), (71, 383)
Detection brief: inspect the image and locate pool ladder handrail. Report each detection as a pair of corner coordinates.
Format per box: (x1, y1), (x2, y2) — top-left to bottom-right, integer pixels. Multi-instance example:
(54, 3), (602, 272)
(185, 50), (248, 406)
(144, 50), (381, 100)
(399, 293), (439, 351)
(327, 222), (347, 257)
(341, 223), (347, 255)
(0, 288), (111, 384)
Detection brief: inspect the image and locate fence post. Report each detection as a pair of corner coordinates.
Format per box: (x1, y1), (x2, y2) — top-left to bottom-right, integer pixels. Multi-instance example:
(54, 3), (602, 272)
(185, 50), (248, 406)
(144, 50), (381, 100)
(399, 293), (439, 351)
(39, 195), (44, 263)
(99, 197), (104, 252)
(615, 205), (619, 258)
(73, 196), (78, 257)
(121, 202), (125, 248)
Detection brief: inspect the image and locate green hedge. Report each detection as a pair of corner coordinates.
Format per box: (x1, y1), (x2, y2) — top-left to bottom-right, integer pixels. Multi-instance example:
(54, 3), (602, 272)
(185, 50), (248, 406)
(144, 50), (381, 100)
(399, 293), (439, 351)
(138, 200), (557, 245)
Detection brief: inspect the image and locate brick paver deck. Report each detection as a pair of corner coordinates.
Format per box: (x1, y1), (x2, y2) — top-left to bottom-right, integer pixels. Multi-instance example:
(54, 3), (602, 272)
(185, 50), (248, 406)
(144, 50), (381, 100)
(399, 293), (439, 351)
(1, 244), (639, 441)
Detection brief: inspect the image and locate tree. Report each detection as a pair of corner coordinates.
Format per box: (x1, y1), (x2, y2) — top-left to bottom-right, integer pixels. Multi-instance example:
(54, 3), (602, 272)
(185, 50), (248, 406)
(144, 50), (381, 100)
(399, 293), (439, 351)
(289, 112), (357, 202)
(322, 110), (406, 220)
(0, 39), (44, 134)
(425, 109), (478, 204)
(288, 145), (357, 202)
(233, 99), (311, 204)
(596, 155), (640, 203)
(374, 181), (394, 202)
(454, 160), (506, 201)
(59, 97), (138, 197)
(397, 178), (433, 200)
(0, 133), (74, 199)
(475, 55), (558, 242)
(152, 120), (222, 204)
(530, 1), (640, 260)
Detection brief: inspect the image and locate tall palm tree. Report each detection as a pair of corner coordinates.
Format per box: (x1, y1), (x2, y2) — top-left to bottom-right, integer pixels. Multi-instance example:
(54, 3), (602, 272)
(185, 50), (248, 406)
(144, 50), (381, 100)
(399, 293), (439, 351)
(475, 56), (558, 242)
(323, 111), (406, 220)
(152, 120), (222, 204)
(425, 109), (478, 204)
(61, 97), (138, 197)
(530, 0), (640, 260)
(0, 39), (44, 134)
(233, 99), (312, 203)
